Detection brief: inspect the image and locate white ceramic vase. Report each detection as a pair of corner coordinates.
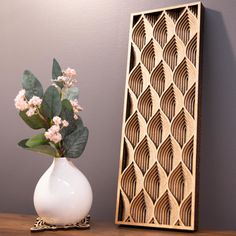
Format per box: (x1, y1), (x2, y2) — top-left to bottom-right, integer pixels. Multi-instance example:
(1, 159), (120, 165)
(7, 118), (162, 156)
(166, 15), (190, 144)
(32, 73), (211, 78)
(33, 157), (93, 225)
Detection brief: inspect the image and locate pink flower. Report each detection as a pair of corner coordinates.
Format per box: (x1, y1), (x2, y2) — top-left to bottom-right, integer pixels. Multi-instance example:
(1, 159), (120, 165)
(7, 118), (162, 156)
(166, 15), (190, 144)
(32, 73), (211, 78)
(63, 68), (77, 78)
(53, 116), (62, 126)
(18, 89), (26, 97)
(53, 67), (77, 88)
(70, 99), (83, 120)
(57, 76), (67, 82)
(52, 133), (62, 143)
(44, 118), (69, 144)
(44, 130), (52, 139)
(15, 90), (42, 117)
(55, 75), (77, 88)
(62, 120), (69, 127)
(26, 107), (37, 117)
(44, 124), (62, 143)
(28, 96), (42, 106)
(50, 124), (60, 133)
(15, 99), (29, 111)
(70, 99), (83, 111)
(45, 129), (62, 143)
(14, 89), (29, 111)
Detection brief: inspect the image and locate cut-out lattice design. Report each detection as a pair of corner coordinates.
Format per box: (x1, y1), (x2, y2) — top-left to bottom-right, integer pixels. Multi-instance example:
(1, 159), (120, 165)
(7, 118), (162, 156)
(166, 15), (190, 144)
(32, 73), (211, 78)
(175, 220), (181, 226)
(150, 61), (166, 96)
(121, 163), (137, 202)
(125, 112), (140, 148)
(176, 10), (197, 45)
(129, 44), (137, 72)
(186, 33), (197, 66)
(160, 84), (176, 121)
(154, 191), (171, 225)
(189, 5), (198, 17)
(132, 18), (146, 50)
(157, 135), (174, 175)
(144, 12), (162, 26)
(147, 110), (163, 148)
(171, 109), (187, 147)
(141, 39), (156, 73)
(134, 136), (150, 175)
(116, 2), (202, 231)
(173, 58), (190, 95)
(166, 7), (185, 23)
(144, 163), (160, 203)
(125, 90), (133, 121)
(118, 192), (125, 221)
(138, 86), (153, 121)
(121, 139), (129, 172)
(182, 136), (194, 173)
(168, 163), (185, 204)
(153, 14), (168, 48)
(180, 193), (192, 226)
(185, 83), (196, 118)
(163, 36), (178, 71)
(130, 190), (147, 223)
(128, 64), (143, 98)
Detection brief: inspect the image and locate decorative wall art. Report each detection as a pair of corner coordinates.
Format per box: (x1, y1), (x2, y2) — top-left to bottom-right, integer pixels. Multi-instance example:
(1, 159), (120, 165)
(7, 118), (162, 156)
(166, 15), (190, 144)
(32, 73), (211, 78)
(115, 2), (203, 231)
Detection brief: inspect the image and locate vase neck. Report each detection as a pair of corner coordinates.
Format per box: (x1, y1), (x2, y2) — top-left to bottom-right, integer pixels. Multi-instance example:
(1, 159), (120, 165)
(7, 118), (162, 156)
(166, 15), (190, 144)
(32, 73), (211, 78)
(54, 157), (68, 160)
(50, 157), (78, 174)
(52, 157), (70, 166)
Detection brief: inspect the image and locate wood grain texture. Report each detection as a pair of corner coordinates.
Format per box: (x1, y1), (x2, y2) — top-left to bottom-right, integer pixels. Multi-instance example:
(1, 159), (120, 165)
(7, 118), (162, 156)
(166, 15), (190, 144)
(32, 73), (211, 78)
(116, 2), (203, 231)
(0, 213), (235, 236)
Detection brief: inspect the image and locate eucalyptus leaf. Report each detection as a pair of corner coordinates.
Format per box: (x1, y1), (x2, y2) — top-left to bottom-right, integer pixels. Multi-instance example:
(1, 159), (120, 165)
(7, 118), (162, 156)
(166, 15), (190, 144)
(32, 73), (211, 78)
(19, 111), (49, 129)
(18, 139), (59, 157)
(75, 117), (84, 129)
(60, 99), (74, 122)
(52, 58), (64, 89)
(54, 81), (64, 89)
(25, 133), (47, 147)
(41, 86), (61, 120)
(52, 58), (62, 80)
(63, 126), (89, 158)
(60, 99), (76, 137)
(63, 87), (79, 100)
(22, 70), (43, 99)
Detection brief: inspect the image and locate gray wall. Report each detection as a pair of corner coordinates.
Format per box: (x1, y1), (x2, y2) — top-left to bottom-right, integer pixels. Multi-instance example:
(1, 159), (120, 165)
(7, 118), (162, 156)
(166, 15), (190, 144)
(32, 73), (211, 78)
(1, 0), (236, 230)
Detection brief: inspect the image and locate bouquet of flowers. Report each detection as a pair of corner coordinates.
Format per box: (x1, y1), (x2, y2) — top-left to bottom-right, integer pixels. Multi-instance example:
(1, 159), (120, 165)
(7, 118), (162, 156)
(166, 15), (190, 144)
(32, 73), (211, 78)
(14, 59), (88, 158)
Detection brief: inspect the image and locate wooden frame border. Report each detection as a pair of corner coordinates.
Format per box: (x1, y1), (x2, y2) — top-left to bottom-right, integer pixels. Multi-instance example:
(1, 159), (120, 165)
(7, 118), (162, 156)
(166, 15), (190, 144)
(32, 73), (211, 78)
(115, 2), (203, 231)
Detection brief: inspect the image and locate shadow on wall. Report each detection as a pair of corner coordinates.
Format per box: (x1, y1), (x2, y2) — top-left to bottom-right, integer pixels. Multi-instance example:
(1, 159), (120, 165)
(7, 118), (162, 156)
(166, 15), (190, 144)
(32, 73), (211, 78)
(199, 8), (236, 230)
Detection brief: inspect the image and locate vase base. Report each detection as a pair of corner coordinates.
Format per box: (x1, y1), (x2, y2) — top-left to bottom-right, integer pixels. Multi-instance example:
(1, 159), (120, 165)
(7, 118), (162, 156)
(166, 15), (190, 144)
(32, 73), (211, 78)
(31, 215), (90, 232)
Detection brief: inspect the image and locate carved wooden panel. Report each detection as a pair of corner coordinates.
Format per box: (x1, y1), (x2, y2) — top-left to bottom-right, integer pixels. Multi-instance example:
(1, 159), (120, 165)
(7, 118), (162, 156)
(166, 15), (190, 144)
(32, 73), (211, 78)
(115, 2), (203, 231)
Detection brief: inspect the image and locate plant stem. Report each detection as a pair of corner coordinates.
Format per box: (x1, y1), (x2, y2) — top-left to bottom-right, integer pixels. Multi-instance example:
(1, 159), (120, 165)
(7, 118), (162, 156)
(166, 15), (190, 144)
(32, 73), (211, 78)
(36, 109), (50, 128)
(58, 142), (64, 157)
(49, 142), (61, 157)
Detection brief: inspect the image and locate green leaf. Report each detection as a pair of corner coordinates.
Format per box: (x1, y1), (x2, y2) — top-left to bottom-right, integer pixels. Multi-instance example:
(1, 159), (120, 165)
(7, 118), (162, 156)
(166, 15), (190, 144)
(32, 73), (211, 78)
(60, 99), (74, 122)
(18, 139), (60, 157)
(22, 70), (43, 99)
(60, 99), (76, 137)
(52, 58), (64, 89)
(25, 133), (47, 147)
(52, 58), (62, 80)
(75, 117), (84, 128)
(19, 111), (49, 129)
(63, 126), (89, 158)
(63, 87), (79, 100)
(41, 86), (61, 120)
(54, 81), (64, 89)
